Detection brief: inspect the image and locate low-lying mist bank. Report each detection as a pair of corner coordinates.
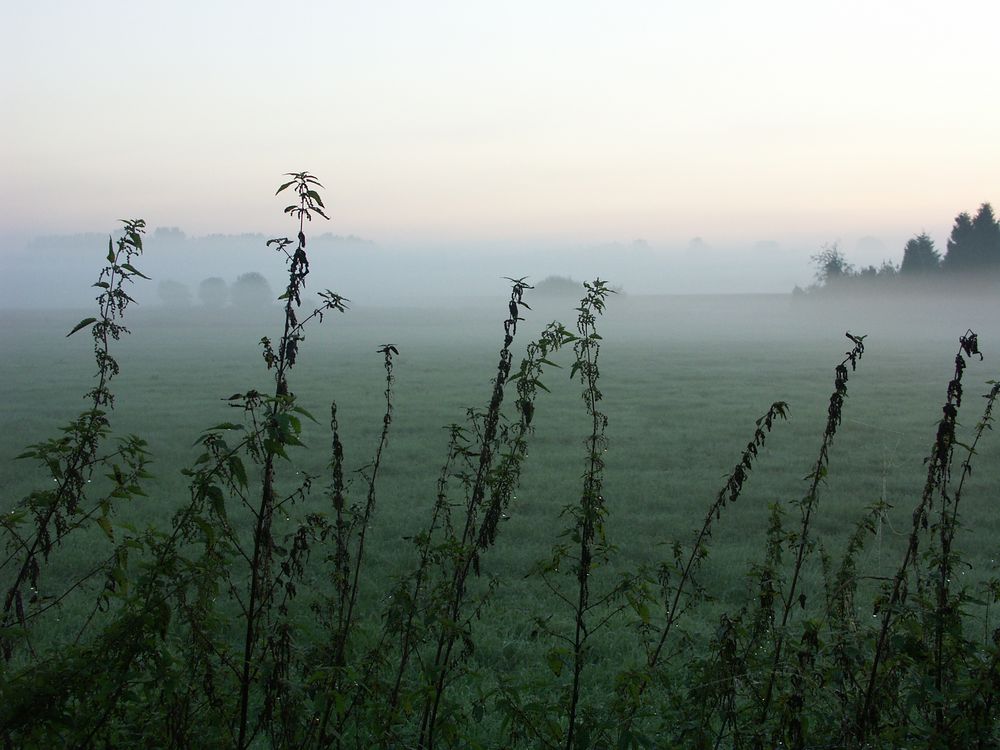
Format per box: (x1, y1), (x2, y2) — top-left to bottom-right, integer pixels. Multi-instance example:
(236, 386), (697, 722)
(6, 287), (996, 351)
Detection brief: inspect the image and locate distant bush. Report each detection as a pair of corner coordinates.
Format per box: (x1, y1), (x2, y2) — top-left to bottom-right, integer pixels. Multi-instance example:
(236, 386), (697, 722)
(156, 279), (192, 307)
(197, 276), (229, 308)
(230, 271), (273, 308)
(534, 274), (583, 296)
(535, 275), (624, 297)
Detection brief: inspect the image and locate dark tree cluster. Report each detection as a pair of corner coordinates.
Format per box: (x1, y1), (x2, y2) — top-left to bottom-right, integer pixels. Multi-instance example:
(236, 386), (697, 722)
(943, 203), (1000, 273)
(810, 202), (1000, 292)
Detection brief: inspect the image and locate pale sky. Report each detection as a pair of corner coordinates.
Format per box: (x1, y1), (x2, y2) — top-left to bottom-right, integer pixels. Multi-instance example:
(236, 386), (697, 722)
(2, 1), (998, 255)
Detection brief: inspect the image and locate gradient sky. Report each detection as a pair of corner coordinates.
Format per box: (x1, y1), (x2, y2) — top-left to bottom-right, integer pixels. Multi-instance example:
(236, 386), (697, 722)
(2, 1), (998, 256)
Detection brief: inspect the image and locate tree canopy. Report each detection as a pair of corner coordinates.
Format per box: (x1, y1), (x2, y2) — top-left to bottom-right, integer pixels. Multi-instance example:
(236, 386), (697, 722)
(944, 203), (1000, 272)
(198, 276), (229, 308)
(900, 233), (941, 275)
(807, 202), (997, 294)
(231, 271), (274, 308)
(810, 243), (854, 286)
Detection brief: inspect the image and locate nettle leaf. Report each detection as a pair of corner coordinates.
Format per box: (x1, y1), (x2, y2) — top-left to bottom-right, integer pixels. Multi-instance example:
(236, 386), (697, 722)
(67, 318), (97, 337)
(291, 405), (318, 424)
(264, 438), (289, 460)
(545, 648), (566, 676)
(205, 422), (244, 432)
(121, 263), (150, 279)
(228, 456), (248, 489)
(205, 485), (226, 518)
(97, 515), (114, 541)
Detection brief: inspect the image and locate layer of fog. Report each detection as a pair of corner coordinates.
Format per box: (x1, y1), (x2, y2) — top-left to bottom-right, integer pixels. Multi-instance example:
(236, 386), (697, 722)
(4, 229), (995, 352)
(1, 229), (871, 310)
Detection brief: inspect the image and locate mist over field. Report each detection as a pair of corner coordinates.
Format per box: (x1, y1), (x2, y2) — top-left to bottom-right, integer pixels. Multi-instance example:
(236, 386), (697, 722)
(0, 227), (909, 309)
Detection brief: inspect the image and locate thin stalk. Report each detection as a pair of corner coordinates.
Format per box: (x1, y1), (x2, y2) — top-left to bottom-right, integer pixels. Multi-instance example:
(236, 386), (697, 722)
(564, 280), (612, 750)
(856, 331), (983, 744)
(418, 280), (530, 749)
(237, 172), (329, 749)
(756, 333), (866, 735)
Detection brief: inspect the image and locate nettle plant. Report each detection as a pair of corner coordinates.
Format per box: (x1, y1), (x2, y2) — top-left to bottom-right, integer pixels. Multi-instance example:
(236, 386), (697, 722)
(1, 220), (151, 664)
(2, 172), (1000, 749)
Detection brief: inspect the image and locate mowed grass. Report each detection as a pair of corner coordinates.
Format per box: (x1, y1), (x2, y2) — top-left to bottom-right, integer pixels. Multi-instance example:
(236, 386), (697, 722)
(3, 291), (999, 683)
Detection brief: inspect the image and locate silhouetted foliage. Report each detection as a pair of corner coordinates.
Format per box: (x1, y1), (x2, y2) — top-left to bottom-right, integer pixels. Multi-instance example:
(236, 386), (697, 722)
(811, 243), (854, 287)
(802, 202), (999, 295)
(857, 260), (898, 281)
(944, 203), (1000, 273)
(901, 232), (942, 275)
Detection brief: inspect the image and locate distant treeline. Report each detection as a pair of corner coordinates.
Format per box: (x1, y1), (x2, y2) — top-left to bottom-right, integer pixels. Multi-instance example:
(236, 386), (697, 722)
(157, 272), (274, 309)
(805, 202), (1000, 293)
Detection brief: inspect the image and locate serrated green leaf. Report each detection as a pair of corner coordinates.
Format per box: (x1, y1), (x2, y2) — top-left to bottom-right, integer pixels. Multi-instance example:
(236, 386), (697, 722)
(195, 516), (215, 545)
(205, 422), (244, 432)
(205, 485), (226, 518)
(228, 456), (248, 489)
(121, 263), (150, 279)
(97, 515), (114, 541)
(546, 649), (564, 676)
(264, 438), (288, 459)
(292, 405), (318, 423)
(67, 317), (97, 337)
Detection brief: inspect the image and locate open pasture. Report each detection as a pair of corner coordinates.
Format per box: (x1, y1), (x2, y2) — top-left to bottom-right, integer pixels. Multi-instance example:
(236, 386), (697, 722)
(4, 292), (998, 617)
(2, 288), (999, 746)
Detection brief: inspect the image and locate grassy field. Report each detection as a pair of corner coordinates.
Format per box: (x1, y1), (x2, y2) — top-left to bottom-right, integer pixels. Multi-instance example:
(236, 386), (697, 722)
(3, 288), (999, 745)
(5, 293), (999, 609)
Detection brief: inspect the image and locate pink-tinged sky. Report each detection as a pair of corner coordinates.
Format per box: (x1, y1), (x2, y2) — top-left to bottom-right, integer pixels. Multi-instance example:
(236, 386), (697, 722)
(2, 1), (998, 257)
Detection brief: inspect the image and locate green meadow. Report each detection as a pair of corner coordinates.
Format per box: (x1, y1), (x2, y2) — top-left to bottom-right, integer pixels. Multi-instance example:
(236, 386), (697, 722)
(3, 277), (999, 747)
